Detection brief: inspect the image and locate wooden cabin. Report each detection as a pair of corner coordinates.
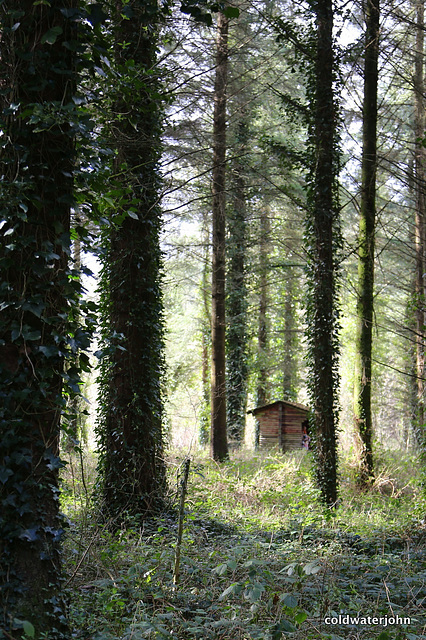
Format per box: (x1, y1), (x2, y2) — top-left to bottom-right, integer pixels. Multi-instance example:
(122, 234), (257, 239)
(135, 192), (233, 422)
(250, 400), (310, 452)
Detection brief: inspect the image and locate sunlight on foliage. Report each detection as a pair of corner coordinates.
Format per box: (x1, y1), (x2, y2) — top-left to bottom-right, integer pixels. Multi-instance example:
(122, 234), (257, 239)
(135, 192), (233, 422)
(61, 449), (426, 639)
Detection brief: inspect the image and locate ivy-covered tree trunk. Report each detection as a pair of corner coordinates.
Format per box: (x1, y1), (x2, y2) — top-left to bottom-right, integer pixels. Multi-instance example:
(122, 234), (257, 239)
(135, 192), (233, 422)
(64, 219), (86, 452)
(282, 224), (300, 402)
(283, 274), (298, 401)
(305, 0), (341, 507)
(199, 210), (211, 446)
(0, 0), (77, 634)
(255, 207), (270, 449)
(353, 0), (380, 486)
(413, 0), (426, 442)
(210, 10), (229, 461)
(226, 118), (249, 447)
(97, 0), (166, 524)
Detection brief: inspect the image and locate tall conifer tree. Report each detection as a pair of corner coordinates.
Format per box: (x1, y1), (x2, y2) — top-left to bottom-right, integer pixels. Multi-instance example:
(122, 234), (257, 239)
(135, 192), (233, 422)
(211, 9), (229, 461)
(255, 206), (271, 448)
(0, 0), (78, 632)
(96, 0), (167, 523)
(353, 0), (380, 485)
(305, 0), (341, 506)
(413, 0), (426, 442)
(226, 117), (249, 446)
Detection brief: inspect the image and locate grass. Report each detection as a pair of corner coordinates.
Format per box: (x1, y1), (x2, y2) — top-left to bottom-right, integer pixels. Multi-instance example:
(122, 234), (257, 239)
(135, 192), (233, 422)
(61, 448), (426, 640)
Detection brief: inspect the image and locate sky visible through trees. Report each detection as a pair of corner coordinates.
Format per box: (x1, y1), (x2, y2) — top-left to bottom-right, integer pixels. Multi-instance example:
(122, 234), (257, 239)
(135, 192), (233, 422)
(57, 0), (425, 473)
(161, 0), (420, 456)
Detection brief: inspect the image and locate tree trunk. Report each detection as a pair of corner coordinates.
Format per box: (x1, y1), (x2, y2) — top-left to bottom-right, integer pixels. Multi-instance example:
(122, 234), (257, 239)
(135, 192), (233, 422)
(306, 0), (340, 507)
(210, 10), (229, 461)
(0, 0), (76, 633)
(353, 0), (380, 485)
(97, 0), (166, 524)
(283, 275), (298, 401)
(413, 0), (426, 442)
(226, 118), (249, 447)
(200, 210), (211, 446)
(282, 224), (300, 401)
(255, 207), (271, 449)
(64, 217), (85, 452)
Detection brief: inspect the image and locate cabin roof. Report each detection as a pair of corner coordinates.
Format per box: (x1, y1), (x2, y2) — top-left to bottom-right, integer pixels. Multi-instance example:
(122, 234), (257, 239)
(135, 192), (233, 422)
(249, 399), (310, 416)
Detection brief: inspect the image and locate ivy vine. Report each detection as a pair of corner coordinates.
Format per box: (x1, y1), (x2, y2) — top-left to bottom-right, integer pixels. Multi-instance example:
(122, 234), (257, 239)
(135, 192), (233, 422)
(0, 1), (105, 635)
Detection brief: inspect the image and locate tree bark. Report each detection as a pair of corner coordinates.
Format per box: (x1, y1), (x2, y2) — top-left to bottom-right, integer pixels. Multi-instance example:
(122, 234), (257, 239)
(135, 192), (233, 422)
(283, 275), (298, 401)
(97, 0), (166, 524)
(0, 0), (76, 633)
(200, 210), (211, 446)
(306, 0), (340, 507)
(413, 0), (426, 442)
(353, 0), (380, 486)
(282, 223), (299, 402)
(226, 118), (249, 446)
(64, 217), (84, 452)
(210, 10), (229, 461)
(255, 207), (271, 449)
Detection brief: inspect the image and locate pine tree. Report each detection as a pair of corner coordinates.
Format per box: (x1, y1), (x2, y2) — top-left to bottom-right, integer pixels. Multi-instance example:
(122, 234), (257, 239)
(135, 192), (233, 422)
(255, 206), (271, 448)
(211, 9), (230, 461)
(305, 0), (341, 506)
(226, 116), (249, 446)
(200, 209), (212, 446)
(96, 0), (167, 524)
(413, 0), (426, 441)
(0, 0), (78, 632)
(353, 0), (380, 485)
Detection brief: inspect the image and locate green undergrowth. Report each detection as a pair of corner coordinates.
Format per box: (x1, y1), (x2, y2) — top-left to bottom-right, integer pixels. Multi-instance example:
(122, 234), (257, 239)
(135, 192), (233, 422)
(61, 449), (426, 639)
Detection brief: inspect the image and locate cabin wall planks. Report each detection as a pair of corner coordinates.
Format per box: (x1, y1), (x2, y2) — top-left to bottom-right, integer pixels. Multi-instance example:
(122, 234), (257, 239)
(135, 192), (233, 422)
(251, 400), (310, 452)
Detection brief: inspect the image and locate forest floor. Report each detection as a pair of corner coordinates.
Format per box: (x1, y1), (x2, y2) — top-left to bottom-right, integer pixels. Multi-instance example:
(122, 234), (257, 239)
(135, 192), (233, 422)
(62, 449), (426, 640)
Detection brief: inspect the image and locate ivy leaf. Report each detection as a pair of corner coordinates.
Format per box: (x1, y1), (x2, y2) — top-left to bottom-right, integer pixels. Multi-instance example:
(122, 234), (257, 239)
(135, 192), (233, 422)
(44, 450), (65, 471)
(224, 5), (239, 18)
(271, 619), (296, 637)
(219, 582), (241, 600)
(86, 3), (108, 27)
(0, 466), (13, 484)
(60, 7), (82, 19)
(180, 0), (213, 26)
(22, 621), (35, 638)
(213, 562), (228, 575)
(280, 593), (298, 608)
(40, 26), (63, 45)
(45, 526), (65, 541)
(22, 301), (45, 318)
(22, 327), (41, 341)
(39, 345), (59, 357)
(20, 528), (39, 542)
(294, 611), (308, 624)
(244, 583), (264, 602)
(243, 559), (262, 568)
(304, 560), (321, 575)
